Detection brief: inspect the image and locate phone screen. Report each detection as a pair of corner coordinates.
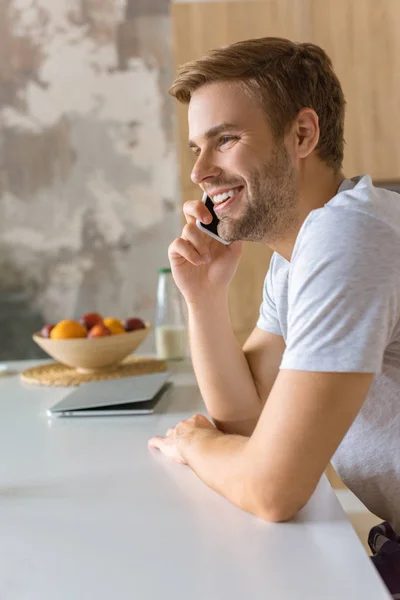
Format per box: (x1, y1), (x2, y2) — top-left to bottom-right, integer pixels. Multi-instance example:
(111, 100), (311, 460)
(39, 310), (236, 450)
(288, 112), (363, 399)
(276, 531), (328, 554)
(200, 196), (220, 236)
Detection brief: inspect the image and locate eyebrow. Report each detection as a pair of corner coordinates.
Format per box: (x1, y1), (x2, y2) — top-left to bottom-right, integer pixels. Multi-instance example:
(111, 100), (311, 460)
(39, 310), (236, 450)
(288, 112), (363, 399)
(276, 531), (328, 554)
(188, 123), (240, 149)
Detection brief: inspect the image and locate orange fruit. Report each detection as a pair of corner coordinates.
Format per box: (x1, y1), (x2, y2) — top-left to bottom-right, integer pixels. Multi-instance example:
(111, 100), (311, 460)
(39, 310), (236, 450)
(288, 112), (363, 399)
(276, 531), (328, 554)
(50, 320), (88, 340)
(103, 317), (125, 335)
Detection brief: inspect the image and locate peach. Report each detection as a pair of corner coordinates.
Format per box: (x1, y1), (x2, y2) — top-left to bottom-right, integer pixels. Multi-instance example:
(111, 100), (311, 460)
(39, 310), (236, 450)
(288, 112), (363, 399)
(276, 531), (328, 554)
(41, 324), (55, 338)
(88, 324), (112, 338)
(80, 312), (103, 331)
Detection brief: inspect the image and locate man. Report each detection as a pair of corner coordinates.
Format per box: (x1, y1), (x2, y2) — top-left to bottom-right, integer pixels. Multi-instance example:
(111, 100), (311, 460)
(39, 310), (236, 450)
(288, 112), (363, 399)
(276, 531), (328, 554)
(148, 37), (400, 590)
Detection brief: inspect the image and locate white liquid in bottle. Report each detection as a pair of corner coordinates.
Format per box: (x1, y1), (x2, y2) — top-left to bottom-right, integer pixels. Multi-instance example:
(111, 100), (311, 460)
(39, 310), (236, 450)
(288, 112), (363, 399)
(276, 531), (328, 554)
(155, 325), (187, 360)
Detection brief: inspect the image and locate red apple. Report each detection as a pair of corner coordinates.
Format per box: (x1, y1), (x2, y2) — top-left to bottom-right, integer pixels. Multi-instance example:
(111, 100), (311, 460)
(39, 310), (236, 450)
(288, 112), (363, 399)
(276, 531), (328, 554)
(88, 324), (112, 338)
(80, 312), (103, 331)
(124, 317), (145, 332)
(41, 324), (55, 338)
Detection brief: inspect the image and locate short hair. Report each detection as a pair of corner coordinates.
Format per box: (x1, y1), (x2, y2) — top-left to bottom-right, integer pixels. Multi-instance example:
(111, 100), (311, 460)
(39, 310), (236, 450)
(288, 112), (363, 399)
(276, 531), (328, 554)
(170, 37), (346, 171)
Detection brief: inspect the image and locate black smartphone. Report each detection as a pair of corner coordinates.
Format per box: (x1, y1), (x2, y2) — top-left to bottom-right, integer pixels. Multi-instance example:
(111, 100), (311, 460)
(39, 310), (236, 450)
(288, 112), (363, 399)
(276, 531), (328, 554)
(195, 192), (231, 245)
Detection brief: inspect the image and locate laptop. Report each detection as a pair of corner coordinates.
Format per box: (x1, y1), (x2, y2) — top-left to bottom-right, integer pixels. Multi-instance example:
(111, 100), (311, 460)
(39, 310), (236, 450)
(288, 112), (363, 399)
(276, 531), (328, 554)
(47, 372), (171, 417)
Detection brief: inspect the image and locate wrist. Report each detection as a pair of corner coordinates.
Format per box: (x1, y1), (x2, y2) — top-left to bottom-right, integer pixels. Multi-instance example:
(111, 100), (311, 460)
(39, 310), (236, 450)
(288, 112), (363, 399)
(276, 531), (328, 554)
(186, 291), (229, 313)
(178, 428), (222, 463)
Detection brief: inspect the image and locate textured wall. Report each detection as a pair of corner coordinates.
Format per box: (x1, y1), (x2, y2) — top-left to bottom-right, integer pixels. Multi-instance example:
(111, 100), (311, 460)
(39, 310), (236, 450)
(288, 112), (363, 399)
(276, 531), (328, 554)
(0, 0), (179, 358)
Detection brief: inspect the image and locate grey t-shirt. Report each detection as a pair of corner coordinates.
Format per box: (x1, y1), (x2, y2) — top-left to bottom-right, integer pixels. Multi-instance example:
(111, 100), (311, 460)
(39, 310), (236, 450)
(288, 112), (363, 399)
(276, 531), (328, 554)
(257, 174), (400, 533)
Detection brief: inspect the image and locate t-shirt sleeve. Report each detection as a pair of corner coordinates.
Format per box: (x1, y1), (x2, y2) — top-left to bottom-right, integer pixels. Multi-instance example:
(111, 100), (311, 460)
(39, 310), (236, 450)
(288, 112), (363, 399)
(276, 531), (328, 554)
(281, 207), (400, 373)
(256, 254), (283, 336)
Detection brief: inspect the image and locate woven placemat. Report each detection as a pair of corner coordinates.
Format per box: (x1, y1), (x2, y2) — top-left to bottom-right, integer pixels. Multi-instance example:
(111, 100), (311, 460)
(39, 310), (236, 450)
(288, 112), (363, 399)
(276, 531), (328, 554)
(20, 356), (168, 387)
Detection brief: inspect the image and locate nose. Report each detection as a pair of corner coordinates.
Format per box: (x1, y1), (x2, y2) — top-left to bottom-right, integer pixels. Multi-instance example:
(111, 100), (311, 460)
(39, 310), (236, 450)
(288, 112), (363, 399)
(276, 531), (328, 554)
(190, 150), (222, 185)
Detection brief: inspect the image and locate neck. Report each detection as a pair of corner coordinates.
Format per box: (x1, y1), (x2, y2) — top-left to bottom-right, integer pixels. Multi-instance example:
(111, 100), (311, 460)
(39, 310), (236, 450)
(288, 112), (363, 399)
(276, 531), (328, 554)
(267, 163), (345, 262)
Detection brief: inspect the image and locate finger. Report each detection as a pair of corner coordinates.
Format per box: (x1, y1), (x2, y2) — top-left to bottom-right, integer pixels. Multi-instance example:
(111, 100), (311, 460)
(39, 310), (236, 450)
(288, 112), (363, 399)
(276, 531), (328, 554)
(187, 413), (202, 421)
(197, 414), (211, 423)
(183, 200), (213, 225)
(192, 414), (205, 423)
(148, 437), (186, 465)
(182, 223), (212, 260)
(148, 436), (164, 449)
(168, 237), (208, 266)
(196, 414), (215, 428)
(188, 414), (207, 428)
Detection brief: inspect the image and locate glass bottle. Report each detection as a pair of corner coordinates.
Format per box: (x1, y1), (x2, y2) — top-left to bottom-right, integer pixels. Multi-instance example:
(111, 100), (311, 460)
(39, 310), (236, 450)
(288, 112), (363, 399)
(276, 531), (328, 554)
(155, 268), (187, 361)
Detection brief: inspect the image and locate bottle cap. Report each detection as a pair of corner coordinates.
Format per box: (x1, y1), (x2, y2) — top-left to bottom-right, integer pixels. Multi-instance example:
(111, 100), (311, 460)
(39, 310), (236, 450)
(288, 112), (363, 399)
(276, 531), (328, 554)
(158, 267), (172, 274)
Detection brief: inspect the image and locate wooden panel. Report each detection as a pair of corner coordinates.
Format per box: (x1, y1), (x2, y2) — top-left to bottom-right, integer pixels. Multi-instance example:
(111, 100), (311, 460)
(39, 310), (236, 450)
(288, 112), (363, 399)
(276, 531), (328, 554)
(171, 0), (400, 339)
(326, 462), (347, 490)
(309, 0), (400, 180)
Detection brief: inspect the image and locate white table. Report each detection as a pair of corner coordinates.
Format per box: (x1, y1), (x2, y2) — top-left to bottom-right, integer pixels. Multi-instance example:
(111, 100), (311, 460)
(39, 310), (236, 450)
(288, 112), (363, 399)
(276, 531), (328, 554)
(0, 360), (391, 600)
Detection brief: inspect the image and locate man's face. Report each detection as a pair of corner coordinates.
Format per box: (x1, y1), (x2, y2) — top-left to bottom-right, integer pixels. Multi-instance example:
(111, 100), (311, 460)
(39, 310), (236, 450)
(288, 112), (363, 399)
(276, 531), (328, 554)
(188, 81), (299, 243)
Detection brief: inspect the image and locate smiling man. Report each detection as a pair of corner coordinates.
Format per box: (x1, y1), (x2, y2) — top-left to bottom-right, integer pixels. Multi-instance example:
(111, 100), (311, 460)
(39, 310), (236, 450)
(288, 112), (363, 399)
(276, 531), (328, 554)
(148, 38), (400, 592)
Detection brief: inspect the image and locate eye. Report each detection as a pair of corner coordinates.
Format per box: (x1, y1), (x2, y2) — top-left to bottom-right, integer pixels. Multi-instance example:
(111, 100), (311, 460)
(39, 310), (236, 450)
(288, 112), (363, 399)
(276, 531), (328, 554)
(218, 135), (238, 148)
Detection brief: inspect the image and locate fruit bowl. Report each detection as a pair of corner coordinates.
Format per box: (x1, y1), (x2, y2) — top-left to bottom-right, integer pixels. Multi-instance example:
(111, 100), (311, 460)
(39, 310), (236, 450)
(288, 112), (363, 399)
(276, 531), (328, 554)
(33, 323), (151, 373)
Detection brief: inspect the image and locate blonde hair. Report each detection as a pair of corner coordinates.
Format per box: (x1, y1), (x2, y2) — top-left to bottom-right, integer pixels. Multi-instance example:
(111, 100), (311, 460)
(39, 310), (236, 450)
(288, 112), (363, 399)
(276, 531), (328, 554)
(170, 37), (345, 171)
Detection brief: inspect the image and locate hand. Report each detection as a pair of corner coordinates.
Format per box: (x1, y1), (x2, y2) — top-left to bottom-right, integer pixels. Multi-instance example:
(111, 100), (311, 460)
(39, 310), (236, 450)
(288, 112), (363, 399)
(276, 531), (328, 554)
(168, 200), (243, 305)
(148, 414), (217, 464)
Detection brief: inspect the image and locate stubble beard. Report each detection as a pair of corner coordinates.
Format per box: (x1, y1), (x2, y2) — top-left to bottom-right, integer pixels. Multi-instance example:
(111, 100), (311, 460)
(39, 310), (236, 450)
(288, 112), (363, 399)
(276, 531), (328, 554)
(218, 144), (299, 244)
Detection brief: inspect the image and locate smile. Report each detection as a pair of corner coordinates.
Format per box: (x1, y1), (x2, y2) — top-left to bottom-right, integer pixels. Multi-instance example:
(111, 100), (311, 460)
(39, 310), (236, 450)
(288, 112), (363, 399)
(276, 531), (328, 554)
(211, 186), (243, 205)
(213, 187), (243, 214)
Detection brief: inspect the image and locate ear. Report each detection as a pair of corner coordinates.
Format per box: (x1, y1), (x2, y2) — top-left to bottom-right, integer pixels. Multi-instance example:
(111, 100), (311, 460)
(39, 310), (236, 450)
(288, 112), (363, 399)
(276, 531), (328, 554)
(293, 108), (320, 159)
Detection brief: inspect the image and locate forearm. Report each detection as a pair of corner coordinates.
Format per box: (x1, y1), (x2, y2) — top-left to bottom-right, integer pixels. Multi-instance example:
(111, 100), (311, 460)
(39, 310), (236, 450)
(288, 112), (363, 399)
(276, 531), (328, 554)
(179, 428), (257, 514)
(187, 295), (262, 435)
(178, 429), (249, 510)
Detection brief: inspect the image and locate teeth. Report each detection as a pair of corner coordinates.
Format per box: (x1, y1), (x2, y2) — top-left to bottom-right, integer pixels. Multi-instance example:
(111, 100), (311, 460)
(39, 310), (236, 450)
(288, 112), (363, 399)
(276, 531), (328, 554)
(211, 188), (239, 204)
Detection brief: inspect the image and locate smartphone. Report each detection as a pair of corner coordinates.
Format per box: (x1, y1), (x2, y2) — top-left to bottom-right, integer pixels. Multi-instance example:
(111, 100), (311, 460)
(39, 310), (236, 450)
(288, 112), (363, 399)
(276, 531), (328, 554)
(195, 192), (231, 245)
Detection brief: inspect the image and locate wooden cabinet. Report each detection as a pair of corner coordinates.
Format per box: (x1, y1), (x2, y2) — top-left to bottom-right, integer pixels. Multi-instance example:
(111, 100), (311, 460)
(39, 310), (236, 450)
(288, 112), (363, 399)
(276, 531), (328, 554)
(308, 0), (400, 181)
(171, 0), (400, 342)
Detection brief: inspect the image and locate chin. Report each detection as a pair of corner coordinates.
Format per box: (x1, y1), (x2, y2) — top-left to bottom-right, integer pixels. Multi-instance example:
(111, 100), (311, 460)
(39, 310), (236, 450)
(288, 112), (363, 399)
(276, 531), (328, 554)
(218, 218), (239, 242)
(217, 226), (235, 243)
(218, 221), (248, 243)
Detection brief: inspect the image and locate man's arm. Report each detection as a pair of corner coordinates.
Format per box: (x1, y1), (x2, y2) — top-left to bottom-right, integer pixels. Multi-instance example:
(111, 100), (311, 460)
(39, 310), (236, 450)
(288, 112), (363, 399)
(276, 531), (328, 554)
(167, 198), (284, 437)
(176, 369), (373, 521)
(188, 297), (285, 436)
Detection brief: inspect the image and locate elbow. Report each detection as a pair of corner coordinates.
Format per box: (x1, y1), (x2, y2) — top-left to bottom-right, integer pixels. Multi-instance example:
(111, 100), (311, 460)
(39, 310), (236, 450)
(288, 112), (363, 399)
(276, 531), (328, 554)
(245, 482), (310, 523)
(254, 502), (301, 523)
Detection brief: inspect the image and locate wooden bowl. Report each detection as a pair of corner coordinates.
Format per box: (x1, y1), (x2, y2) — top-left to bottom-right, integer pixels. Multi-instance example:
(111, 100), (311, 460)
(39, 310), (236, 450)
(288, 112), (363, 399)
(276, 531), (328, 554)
(33, 324), (151, 373)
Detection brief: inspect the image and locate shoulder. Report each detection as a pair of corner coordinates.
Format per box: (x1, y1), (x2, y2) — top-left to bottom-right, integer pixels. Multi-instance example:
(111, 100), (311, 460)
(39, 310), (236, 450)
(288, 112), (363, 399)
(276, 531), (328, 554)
(297, 174), (400, 252)
(289, 202), (400, 308)
(293, 198), (400, 270)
